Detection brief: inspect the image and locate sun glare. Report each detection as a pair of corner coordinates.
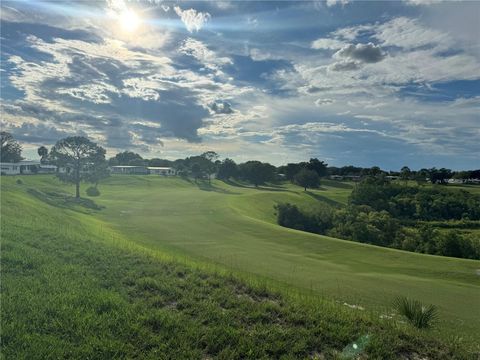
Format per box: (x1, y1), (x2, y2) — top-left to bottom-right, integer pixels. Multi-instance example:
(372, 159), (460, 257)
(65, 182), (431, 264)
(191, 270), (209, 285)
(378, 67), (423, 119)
(120, 9), (140, 33)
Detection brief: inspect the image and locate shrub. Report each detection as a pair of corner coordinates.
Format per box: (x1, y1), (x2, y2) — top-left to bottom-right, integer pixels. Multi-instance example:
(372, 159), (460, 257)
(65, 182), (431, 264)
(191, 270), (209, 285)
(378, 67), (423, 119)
(86, 186), (100, 197)
(394, 296), (438, 329)
(16, 178), (23, 185)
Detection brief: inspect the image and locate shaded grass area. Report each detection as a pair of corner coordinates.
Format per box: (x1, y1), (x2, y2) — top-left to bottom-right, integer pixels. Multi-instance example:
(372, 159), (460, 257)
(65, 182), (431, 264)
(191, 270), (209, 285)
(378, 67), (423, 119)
(1, 181), (474, 359)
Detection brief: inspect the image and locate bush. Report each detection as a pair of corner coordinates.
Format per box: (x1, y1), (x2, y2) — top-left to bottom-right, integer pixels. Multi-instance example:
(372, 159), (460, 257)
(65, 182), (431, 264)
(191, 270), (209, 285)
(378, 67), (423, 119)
(86, 186), (100, 197)
(16, 178), (23, 185)
(394, 296), (438, 329)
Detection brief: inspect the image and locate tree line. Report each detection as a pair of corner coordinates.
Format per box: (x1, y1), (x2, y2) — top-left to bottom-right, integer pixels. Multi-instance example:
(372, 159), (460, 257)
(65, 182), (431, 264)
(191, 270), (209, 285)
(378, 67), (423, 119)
(2, 132), (480, 200)
(275, 177), (480, 260)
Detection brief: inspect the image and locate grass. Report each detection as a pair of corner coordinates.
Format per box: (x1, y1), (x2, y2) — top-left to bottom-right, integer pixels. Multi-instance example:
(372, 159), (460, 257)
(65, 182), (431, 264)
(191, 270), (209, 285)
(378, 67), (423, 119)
(2, 175), (480, 357)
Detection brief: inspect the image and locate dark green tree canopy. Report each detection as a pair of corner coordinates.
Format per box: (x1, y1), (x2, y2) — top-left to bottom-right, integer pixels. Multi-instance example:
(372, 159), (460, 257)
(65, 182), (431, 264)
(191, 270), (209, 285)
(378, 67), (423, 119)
(294, 168), (320, 191)
(1, 131), (23, 163)
(238, 161), (276, 187)
(217, 158), (238, 180)
(109, 151), (145, 166)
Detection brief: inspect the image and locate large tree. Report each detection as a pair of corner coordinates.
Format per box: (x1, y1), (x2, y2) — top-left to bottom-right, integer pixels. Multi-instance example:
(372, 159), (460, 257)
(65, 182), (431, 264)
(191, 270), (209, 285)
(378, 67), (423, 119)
(1, 131), (23, 163)
(306, 158), (328, 177)
(294, 168), (320, 191)
(109, 151), (145, 166)
(50, 136), (106, 198)
(217, 158), (238, 180)
(238, 161), (276, 187)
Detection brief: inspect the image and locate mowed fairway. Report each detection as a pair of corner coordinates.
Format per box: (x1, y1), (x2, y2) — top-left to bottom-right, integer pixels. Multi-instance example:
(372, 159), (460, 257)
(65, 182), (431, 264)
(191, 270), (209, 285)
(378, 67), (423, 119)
(4, 175), (480, 345)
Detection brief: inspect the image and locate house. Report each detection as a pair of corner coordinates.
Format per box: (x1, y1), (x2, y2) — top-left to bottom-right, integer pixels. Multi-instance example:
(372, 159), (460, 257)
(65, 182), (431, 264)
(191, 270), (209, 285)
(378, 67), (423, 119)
(0, 160), (41, 175)
(38, 164), (57, 174)
(148, 167), (176, 176)
(329, 175), (344, 181)
(110, 165), (149, 174)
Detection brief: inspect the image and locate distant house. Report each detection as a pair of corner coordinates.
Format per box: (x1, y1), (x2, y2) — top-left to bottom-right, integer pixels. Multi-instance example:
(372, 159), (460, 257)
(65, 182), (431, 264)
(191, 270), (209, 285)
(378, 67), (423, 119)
(38, 164), (57, 174)
(329, 175), (344, 181)
(110, 165), (149, 174)
(148, 167), (176, 176)
(0, 160), (42, 175)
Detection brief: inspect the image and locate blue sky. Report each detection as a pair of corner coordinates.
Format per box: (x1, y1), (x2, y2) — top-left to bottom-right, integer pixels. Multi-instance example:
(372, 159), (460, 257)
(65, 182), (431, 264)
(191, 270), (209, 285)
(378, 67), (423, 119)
(1, 0), (479, 170)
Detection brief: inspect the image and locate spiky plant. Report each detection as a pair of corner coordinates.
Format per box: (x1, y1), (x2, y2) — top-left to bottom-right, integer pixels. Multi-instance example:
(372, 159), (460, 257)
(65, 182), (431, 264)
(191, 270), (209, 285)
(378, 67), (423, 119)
(394, 296), (438, 329)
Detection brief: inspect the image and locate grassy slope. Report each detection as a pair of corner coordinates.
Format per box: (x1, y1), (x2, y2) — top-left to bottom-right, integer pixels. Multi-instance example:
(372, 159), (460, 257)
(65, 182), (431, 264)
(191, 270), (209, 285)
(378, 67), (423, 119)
(2, 176), (480, 358)
(3, 178), (473, 359)
(2, 175), (480, 356)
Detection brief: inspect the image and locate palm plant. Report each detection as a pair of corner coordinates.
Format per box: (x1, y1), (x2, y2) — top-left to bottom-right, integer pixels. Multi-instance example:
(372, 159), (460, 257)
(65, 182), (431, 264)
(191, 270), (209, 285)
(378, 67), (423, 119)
(394, 296), (438, 329)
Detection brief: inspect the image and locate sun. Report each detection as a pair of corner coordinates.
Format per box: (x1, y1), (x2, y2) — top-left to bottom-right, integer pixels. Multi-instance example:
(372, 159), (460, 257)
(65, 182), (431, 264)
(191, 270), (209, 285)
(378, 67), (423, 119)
(119, 9), (140, 33)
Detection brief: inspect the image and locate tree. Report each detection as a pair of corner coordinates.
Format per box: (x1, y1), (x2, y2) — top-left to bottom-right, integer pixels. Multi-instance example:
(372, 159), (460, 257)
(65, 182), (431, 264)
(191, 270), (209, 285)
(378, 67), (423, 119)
(109, 151), (145, 166)
(294, 168), (320, 191)
(50, 136), (106, 198)
(85, 161), (110, 188)
(217, 158), (238, 180)
(307, 158), (328, 177)
(400, 166), (411, 185)
(1, 132), (23, 163)
(37, 146), (49, 164)
(201, 151), (219, 184)
(238, 161), (276, 187)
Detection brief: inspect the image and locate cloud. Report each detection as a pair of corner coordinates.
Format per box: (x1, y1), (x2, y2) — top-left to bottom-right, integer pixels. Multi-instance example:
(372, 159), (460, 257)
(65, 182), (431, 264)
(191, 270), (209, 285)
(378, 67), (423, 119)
(315, 98), (334, 106)
(334, 43), (386, 63)
(174, 6), (211, 32)
(209, 101), (234, 114)
(373, 17), (451, 50)
(178, 38), (232, 73)
(326, 0), (351, 7)
(328, 60), (360, 72)
(311, 38), (346, 50)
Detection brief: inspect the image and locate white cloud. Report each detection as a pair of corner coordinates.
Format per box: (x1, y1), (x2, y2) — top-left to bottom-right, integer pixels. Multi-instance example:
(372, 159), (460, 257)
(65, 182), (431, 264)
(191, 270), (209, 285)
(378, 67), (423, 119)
(179, 38), (232, 73)
(311, 38), (346, 50)
(174, 6), (211, 32)
(326, 0), (350, 7)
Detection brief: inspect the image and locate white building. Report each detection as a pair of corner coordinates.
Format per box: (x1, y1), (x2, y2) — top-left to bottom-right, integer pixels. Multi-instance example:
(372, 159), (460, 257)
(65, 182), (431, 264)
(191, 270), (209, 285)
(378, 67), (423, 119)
(0, 160), (44, 175)
(110, 165), (149, 174)
(148, 167), (176, 176)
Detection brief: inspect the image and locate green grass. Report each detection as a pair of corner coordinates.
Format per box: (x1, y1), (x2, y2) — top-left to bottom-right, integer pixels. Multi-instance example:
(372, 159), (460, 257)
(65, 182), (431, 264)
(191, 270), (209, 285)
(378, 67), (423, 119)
(2, 175), (480, 357)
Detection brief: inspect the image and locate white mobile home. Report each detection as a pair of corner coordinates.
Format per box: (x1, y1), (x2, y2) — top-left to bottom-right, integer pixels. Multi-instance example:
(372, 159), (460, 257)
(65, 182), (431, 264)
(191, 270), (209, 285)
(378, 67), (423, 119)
(0, 160), (41, 175)
(148, 167), (176, 176)
(110, 165), (149, 174)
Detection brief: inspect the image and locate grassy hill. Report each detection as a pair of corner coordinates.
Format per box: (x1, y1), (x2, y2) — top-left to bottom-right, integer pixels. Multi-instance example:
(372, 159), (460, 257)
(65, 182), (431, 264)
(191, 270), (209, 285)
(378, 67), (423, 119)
(2, 175), (479, 358)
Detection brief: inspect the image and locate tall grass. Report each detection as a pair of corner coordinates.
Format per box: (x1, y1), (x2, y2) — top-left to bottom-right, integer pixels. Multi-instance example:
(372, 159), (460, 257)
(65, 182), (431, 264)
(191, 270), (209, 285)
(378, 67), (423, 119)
(394, 296), (438, 329)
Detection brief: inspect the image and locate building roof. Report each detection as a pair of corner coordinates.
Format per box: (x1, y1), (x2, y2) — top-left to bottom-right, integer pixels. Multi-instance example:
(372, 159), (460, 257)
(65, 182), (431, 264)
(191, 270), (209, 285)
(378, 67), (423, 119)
(147, 167), (173, 170)
(111, 165), (146, 168)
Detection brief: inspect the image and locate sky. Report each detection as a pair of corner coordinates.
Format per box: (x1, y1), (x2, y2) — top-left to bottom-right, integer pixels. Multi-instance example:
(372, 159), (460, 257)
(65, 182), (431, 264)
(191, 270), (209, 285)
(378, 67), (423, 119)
(1, 0), (479, 170)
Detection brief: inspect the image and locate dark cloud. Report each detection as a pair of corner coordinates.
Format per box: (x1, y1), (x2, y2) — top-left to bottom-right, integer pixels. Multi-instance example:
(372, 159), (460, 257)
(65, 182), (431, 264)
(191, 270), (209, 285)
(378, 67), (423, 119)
(335, 43), (386, 63)
(4, 121), (86, 145)
(209, 101), (233, 114)
(328, 60), (360, 71)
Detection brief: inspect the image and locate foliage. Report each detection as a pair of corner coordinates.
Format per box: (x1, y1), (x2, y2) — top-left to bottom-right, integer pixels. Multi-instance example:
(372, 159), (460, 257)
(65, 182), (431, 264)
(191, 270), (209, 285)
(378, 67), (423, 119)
(1, 132), (23, 163)
(86, 186), (100, 197)
(350, 178), (480, 221)
(394, 296), (438, 329)
(217, 158), (238, 180)
(50, 136), (106, 198)
(16, 178), (23, 185)
(238, 161), (276, 186)
(294, 168), (320, 191)
(108, 151), (145, 166)
(85, 161), (110, 187)
(276, 201), (479, 259)
(37, 146), (48, 163)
